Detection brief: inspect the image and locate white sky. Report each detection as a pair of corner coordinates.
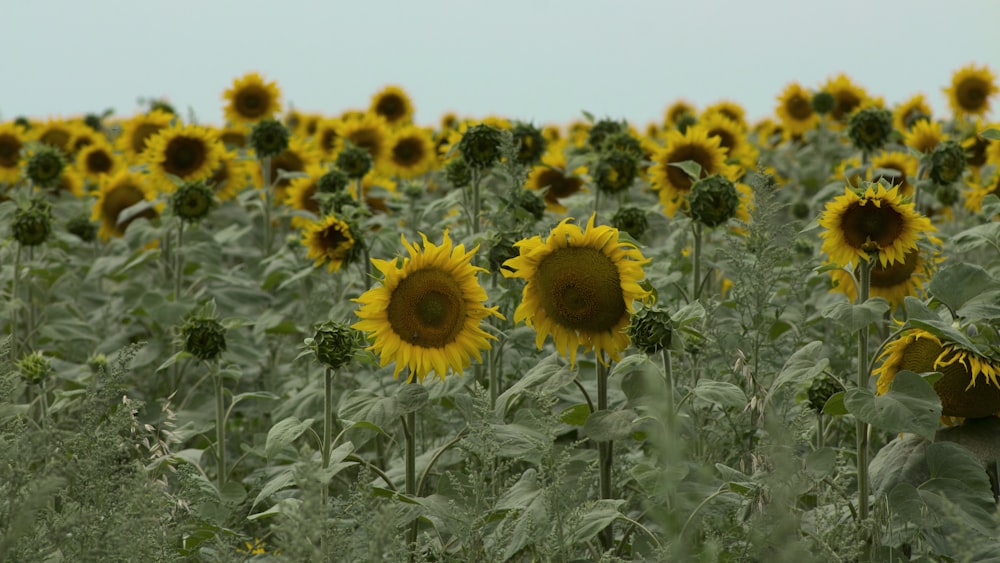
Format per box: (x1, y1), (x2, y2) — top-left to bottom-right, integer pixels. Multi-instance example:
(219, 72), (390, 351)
(2, 0), (999, 128)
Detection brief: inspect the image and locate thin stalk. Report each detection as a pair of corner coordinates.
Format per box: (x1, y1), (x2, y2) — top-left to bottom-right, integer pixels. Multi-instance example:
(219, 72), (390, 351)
(38, 381), (48, 427)
(355, 177), (365, 208)
(214, 363), (227, 492)
(322, 367), (335, 508)
(470, 168), (482, 237)
(403, 410), (418, 561)
(593, 185), (601, 223)
(596, 358), (613, 552)
(661, 349), (674, 423)
(261, 156), (273, 257)
(488, 347), (498, 410)
(26, 245), (35, 352)
(856, 258), (872, 521)
(11, 244), (21, 359)
(816, 412), (825, 450)
(692, 222), (703, 301)
(174, 221), (185, 301)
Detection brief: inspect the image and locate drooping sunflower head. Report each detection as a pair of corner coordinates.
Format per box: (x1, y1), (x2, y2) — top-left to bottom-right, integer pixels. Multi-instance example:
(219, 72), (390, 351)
(223, 72), (282, 125)
(352, 231), (503, 383)
(0, 121), (27, 184)
(874, 329), (1000, 419)
(903, 119), (946, 154)
(893, 94), (933, 132)
(946, 64), (998, 118)
(382, 125), (436, 178)
(91, 170), (161, 240)
(648, 125), (735, 217)
(115, 109), (174, 161)
(142, 124), (224, 192)
(369, 85), (414, 127)
(775, 82), (819, 137)
(828, 244), (936, 307)
(818, 182), (935, 268)
(301, 214), (357, 272)
(502, 214), (651, 366)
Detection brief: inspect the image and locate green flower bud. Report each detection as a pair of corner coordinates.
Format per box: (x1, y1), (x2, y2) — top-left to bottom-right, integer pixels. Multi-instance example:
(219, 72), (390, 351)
(83, 113), (104, 131)
(457, 124), (503, 170)
(181, 315), (227, 362)
(335, 142), (373, 179)
(611, 206), (649, 240)
(511, 123), (546, 165)
(515, 189), (546, 221)
(587, 119), (625, 152)
(628, 306), (673, 355)
(17, 351), (52, 385)
(25, 145), (65, 188)
(87, 353), (109, 374)
(13, 199), (53, 246)
(594, 150), (639, 194)
(66, 213), (97, 242)
(791, 200), (811, 220)
(935, 183), (960, 206)
(317, 168), (350, 193)
(170, 180), (216, 222)
(688, 174), (740, 228)
(601, 132), (644, 159)
(847, 107), (894, 153)
(806, 375), (840, 413)
(309, 321), (359, 370)
(928, 140), (966, 185)
(249, 118), (290, 158)
(811, 91), (836, 116)
(445, 157), (472, 188)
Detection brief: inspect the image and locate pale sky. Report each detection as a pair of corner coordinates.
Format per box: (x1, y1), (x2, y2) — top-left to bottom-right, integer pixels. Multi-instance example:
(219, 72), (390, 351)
(2, 0), (999, 128)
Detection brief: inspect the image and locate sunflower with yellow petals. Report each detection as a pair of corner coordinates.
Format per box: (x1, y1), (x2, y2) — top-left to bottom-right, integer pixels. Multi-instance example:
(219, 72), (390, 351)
(285, 164), (326, 228)
(223, 72), (282, 125)
(648, 125), (736, 218)
(893, 94), (932, 132)
(116, 110), (174, 161)
(823, 73), (869, 126)
(370, 85), (414, 127)
(964, 172), (1000, 214)
(337, 113), (391, 169)
(301, 215), (356, 272)
(353, 231), (503, 383)
(382, 125), (436, 179)
(903, 119), (946, 154)
(218, 124), (249, 150)
(874, 328), (1000, 420)
(828, 242), (936, 307)
(286, 110), (322, 138)
(312, 118), (342, 159)
(946, 64), (998, 118)
(91, 170), (161, 240)
(208, 151), (252, 201)
(142, 124), (224, 193)
(818, 183), (935, 268)
(525, 140), (587, 214)
(663, 100), (697, 129)
(775, 83), (819, 138)
(701, 112), (757, 170)
(0, 121), (27, 184)
(75, 139), (121, 184)
(258, 135), (322, 201)
(502, 214), (650, 366)
(353, 170), (398, 213)
(869, 150), (918, 198)
(32, 118), (84, 155)
(51, 166), (85, 198)
(702, 100), (747, 130)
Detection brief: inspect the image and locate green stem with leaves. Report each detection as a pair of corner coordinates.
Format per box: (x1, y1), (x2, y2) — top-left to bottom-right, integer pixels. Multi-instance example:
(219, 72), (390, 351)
(661, 349), (674, 424)
(174, 221), (185, 301)
(470, 168), (482, 237)
(856, 258), (872, 521)
(26, 245), (35, 352)
(597, 358), (614, 551)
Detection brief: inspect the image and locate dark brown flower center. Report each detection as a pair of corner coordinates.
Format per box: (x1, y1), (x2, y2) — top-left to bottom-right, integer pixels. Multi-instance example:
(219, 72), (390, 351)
(388, 268), (467, 348)
(103, 182), (157, 235)
(866, 248), (920, 288)
(664, 144), (715, 192)
(0, 134), (21, 167)
(164, 136), (207, 177)
(347, 128), (384, 159)
(85, 149), (114, 174)
(839, 201), (905, 249)
(132, 123), (166, 155)
(392, 137), (426, 167)
(787, 95), (813, 121)
(832, 91), (862, 121)
(534, 247), (625, 333)
(235, 85), (271, 119)
(957, 78), (988, 113)
(375, 94), (407, 123)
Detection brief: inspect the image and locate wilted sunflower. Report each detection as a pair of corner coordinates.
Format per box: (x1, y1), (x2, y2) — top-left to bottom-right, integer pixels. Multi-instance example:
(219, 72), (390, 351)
(893, 94), (932, 132)
(301, 215), (356, 272)
(91, 170), (161, 240)
(142, 124), (224, 192)
(869, 150), (918, 198)
(370, 85), (414, 127)
(828, 245), (935, 307)
(775, 82), (820, 137)
(903, 119), (946, 154)
(946, 64), (998, 118)
(823, 73), (869, 126)
(818, 183), (934, 268)
(502, 214), (651, 366)
(75, 139), (120, 183)
(0, 121), (26, 184)
(337, 113), (391, 169)
(874, 329), (1000, 419)
(382, 125), (436, 178)
(352, 231), (503, 383)
(115, 110), (174, 161)
(525, 140), (587, 214)
(223, 72), (282, 124)
(648, 125), (735, 217)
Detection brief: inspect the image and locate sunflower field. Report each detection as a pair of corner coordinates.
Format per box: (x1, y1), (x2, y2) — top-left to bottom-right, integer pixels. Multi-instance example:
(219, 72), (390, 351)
(2, 66), (1000, 562)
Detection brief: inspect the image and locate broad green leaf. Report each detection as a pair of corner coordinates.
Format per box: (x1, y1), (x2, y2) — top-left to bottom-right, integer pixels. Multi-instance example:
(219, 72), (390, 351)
(822, 391), (847, 415)
(870, 433), (931, 495)
(248, 498), (301, 520)
(906, 319), (982, 355)
(691, 380), (746, 409)
(980, 128), (1000, 140)
(339, 388), (399, 428)
(929, 263), (1000, 313)
(219, 481), (246, 505)
(583, 409), (638, 441)
(252, 467), (296, 508)
(559, 403), (591, 426)
(265, 416), (315, 460)
(956, 290), (1000, 320)
(981, 194), (1000, 218)
(490, 423), (549, 458)
(820, 298), (890, 333)
(844, 370), (941, 440)
(903, 296), (940, 322)
(926, 441), (992, 492)
(805, 447), (837, 478)
(396, 383), (429, 414)
(769, 341), (829, 396)
(671, 300), (706, 327)
(494, 353), (574, 416)
(950, 221), (1000, 253)
(668, 160), (703, 181)
(617, 355), (667, 405)
(567, 500), (625, 544)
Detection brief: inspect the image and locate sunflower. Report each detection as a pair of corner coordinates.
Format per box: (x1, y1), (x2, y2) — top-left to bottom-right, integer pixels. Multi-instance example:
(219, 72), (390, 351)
(774, 83), (819, 137)
(946, 64), (998, 118)
(286, 109), (322, 138)
(91, 170), (161, 240)
(261, 135), (322, 201)
(869, 150), (918, 198)
(702, 100), (747, 130)
(353, 170), (398, 213)
(223, 72), (282, 124)
(701, 112), (757, 170)
(285, 164), (325, 228)
(301, 215), (356, 272)
(874, 329), (1000, 419)
(51, 166), (85, 198)
(208, 150), (252, 201)
(525, 140), (587, 214)
(751, 118), (785, 148)
(823, 73), (869, 126)
(75, 139), (121, 183)
(893, 94), (932, 132)
(32, 118), (83, 155)
(312, 118), (343, 159)
(382, 125), (436, 178)
(648, 124), (736, 217)
(337, 113), (391, 169)
(962, 126), (993, 169)
(828, 245), (935, 307)
(663, 99), (697, 129)
(116, 110), (174, 161)
(818, 183), (935, 268)
(903, 119), (946, 154)
(370, 85), (414, 127)
(142, 124), (224, 192)
(352, 231), (503, 383)
(218, 124), (249, 150)
(0, 121), (26, 184)
(501, 214), (650, 366)
(964, 171), (1000, 214)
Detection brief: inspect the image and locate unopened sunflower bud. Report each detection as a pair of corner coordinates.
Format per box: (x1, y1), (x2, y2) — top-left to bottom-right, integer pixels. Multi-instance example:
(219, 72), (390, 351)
(594, 150), (639, 194)
(66, 213), (97, 242)
(445, 157), (472, 188)
(18, 351), (52, 385)
(170, 180), (216, 222)
(586, 119), (625, 152)
(458, 124), (503, 170)
(181, 316), (227, 361)
(628, 306), (673, 355)
(847, 107), (894, 153)
(611, 206), (649, 240)
(13, 200), (53, 246)
(806, 375), (840, 413)
(511, 123), (546, 165)
(688, 174), (740, 228)
(310, 321), (359, 369)
(811, 91), (836, 116)
(25, 145), (65, 188)
(336, 142), (373, 179)
(317, 168), (350, 193)
(928, 140), (966, 185)
(249, 118), (289, 158)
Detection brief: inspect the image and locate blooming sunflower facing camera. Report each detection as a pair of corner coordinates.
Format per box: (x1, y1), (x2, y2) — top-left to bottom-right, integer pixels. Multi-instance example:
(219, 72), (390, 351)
(945, 64), (998, 118)
(223, 72), (282, 125)
(142, 124), (224, 192)
(301, 215), (356, 272)
(818, 182), (934, 268)
(502, 214), (651, 366)
(352, 231), (503, 383)
(648, 124), (735, 218)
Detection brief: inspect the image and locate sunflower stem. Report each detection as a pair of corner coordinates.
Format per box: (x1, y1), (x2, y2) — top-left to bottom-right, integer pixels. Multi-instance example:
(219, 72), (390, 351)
(26, 245), (36, 352)
(692, 222), (704, 301)
(471, 168), (482, 237)
(816, 412), (825, 450)
(596, 358), (614, 552)
(11, 244), (21, 360)
(856, 258), (873, 523)
(404, 409), (418, 561)
(661, 349), (674, 424)
(593, 185), (601, 224)
(174, 221), (185, 301)
(261, 156), (273, 257)
(322, 367), (335, 510)
(214, 362), (227, 492)
(37, 380), (48, 428)
(355, 177), (364, 209)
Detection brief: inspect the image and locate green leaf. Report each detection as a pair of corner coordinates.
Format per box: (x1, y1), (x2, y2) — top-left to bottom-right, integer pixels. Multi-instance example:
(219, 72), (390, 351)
(906, 318), (982, 355)
(668, 160), (703, 181)
(903, 296), (940, 322)
(616, 355), (667, 405)
(844, 370), (941, 440)
(494, 353), (574, 416)
(950, 221), (1000, 253)
(820, 298), (890, 333)
(870, 433), (931, 495)
(339, 388), (399, 428)
(691, 380), (746, 409)
(805, 447), (837, 478)
(490, 423), (549, 458)
(265, 416), (315, 460)
(583, 409), (638, 441)
(671, 300), (706, 327)
(980, 128), (1000, 141)
(219, 481), (246, 505)
(822, 391), (847, 415)
(396, 383), (429, 414)
(567, 500), (625, 544)
(559, 404), (591, 426)
(930, 263), (1000, 313)
(252, 467), (297, 508)
(769, 341), (829, 397)
(926, 441), (992, 491)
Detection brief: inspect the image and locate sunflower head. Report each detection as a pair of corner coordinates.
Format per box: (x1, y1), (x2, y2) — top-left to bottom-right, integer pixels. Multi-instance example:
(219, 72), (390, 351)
(223, 72), (282, 124)
(352, 231), (503, 383)
(142, 124), (224, 191)
(847, 107), (894, 153)
(180, 310), (227, 362)
(811, 91), (836, 116)
(806, 375), (841, 413)
(0, 122), (26, 183)
(250, 118), (290, 159)
(318, 168), (350, 194)
(946, 64), (998, 118)
(370, 85), (414, 126)
(775, 83), (819, 136)
(649, 125), (734, 217)
(627, 305), (673, 355)
(594, 150), (639, 194)
(308, 321), (361, 370)
(458, 124), (504, 170)
(511, 122), (547, 165)
(502, 214), (651, 366)
(66, 213), (97, 242)
(17, 351), (52, 386)
(688, 174), (741, 228)
(301, 215), (358, 272)
(611, 206), (649, 240)
(24, 144), (65, 188)
(587, 119), (626, 152)
(445, 157), (472, 188)
(928, 140), (967, 185)
(384, 126), (435, 178)
(92, 170), (161, 240)
(170, 180), (216, 223)
(903, 120), (946, 154)
(12, 197), (53, 247)
(336, 142), (374, 180)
